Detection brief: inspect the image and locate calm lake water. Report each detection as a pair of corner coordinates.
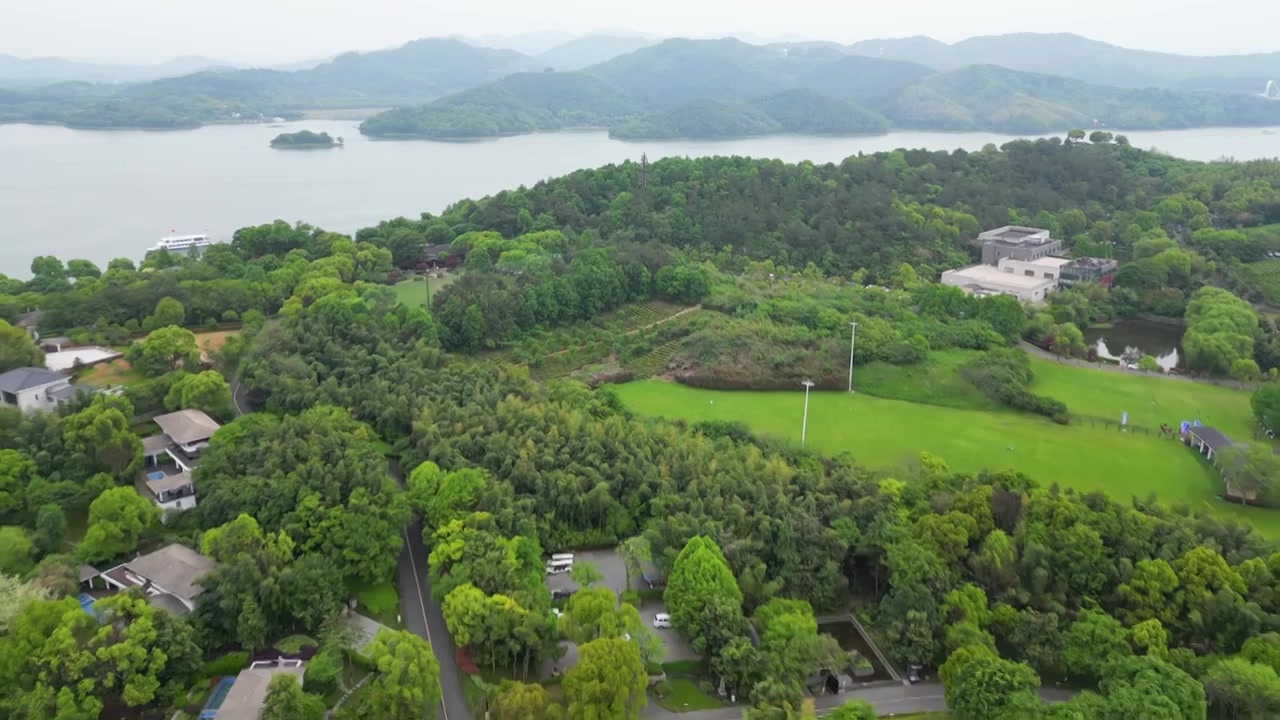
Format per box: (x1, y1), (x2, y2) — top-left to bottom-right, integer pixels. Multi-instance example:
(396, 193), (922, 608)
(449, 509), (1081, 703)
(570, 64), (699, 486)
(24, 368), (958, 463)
(2, 121), (1280, 276)
(1083, 318), (1186, 370)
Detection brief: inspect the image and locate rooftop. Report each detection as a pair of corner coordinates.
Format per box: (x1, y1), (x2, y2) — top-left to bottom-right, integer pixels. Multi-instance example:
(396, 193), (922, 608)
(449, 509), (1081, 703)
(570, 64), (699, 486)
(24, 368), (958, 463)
(216, 661), (306, 719)
(1068, 256), (1119, 269)
(142, 469), (195, 495)
(141, 434), (172, 456)
(942, 264), (1058, 290)
(154, 409), (221, 446)
(1190, 426), (1236, 453)
(47, 383), (92, 401)
(0, 367), (69, 393)
(113, 543), (217, 602)
(978, 225), (1055, 246)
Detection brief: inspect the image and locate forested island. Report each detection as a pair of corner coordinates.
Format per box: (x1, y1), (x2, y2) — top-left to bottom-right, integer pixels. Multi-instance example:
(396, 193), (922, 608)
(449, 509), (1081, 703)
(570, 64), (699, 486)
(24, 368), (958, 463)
(269, 129), (341, 148)
(9, 137), (1280, 719)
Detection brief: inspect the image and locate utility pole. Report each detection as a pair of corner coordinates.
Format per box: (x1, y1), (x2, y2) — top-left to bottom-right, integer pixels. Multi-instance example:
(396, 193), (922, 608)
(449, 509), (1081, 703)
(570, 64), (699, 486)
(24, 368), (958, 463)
(801, 380), (815, 448)
(848, 321), (858, 393)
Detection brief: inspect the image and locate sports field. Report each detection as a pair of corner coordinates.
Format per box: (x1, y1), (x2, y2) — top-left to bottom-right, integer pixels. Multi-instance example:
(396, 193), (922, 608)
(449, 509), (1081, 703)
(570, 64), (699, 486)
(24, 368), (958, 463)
(616, 372), (1280, 537)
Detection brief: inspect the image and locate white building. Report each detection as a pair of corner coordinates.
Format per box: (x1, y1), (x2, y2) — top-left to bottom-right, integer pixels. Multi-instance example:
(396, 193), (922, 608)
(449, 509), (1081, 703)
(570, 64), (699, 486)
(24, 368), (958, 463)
(996, 256), (1071, 282)
(0, 367), (87, 413)
(940, 264), (1058, 304)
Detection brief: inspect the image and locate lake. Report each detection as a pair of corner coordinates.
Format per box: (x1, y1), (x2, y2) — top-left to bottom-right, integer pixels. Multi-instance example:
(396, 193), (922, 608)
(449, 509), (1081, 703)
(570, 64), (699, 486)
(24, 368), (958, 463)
(1083, 318), (1186, 370)
(2, 121), (1280, 276)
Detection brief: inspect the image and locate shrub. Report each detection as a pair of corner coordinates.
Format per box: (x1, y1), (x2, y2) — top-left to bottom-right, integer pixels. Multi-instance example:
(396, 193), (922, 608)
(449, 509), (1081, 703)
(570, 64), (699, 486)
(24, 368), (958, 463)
(654, 680), (672, 697)
(620, 589), (640, 606)
(202, 651), (249, 679)
(303, 647), (343, 696)
(960, 349), (1068, 419)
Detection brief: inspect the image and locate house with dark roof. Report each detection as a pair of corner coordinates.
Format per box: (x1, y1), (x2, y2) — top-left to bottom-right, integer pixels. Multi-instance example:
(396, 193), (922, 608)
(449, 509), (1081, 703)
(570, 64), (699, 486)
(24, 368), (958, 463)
(208, 659), (306, 719)
(1186, 425), (1236, 462)
(0, 367), (89, 413)
(100, 543), (217, 616)
(143, 409), (221, 473)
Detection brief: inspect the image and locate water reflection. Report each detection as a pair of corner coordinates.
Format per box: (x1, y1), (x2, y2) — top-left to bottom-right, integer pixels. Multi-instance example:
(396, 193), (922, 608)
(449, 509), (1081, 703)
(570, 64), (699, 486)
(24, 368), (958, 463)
(1083, 319), (1185, 370)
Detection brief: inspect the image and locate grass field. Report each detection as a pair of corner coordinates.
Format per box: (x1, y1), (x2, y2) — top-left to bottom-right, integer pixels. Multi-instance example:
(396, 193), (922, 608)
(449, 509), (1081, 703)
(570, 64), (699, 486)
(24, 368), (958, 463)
(852, 350), (998, 412)
(1028, 357), (1258, 439)
(652, 679), (725, 712)
(392, 274), (457, 308)
(346, 580), (402, 628)
(1241, 257), (1280, 306)
(615, 379), (1280, 537)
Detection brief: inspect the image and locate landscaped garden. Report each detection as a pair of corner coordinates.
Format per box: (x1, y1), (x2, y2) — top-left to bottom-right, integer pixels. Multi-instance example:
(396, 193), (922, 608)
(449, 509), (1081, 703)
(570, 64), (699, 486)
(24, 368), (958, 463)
(391, 273), (457, 308)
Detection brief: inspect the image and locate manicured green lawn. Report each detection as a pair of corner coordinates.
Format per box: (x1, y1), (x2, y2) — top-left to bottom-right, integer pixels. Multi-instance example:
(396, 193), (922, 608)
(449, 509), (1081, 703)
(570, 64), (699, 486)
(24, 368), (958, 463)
(615, 380), (1280, 538)
(392, 274), (457, 308)
(653, 678), (724, 712)
(1028, 357), (1258, 440)
(346, 580), (402, 628)
(852, 350), (998, 412)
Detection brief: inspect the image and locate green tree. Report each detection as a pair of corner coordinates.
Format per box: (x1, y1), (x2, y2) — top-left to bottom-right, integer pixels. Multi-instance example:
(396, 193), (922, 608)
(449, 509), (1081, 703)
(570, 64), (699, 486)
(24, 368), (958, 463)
(164, 370), (235, 421)
(0, 526), (35, 575)
(1049, 322), (1086, 358)
(61, 395), (143, 481)
(828, 700), (877, 719)
(362, 629), (443, 720)
(127, 325), (201, 377)
(406, 463), (486, 534)
(33, 503), (68, 555)
(1137, 355), (1161, 372)
(940, 648), (1039, 720)
(1067, 128), (1087, 142)
(147, 296), (186, 330)
(0, 449), (39, 520)
(1231, 358), (1261, 388)
(0, 319), (44, 373)
(1116, 558), (1180, 626)
(65, 259), (102, 279)
(569, 561), (604, 588)
(1089, 130), (1114, 144)
(260, 673), (325, 720)
(78, 487), (160, 563)
(1253, 383), (1280, 432)
(1059, 609), (1131, 683)
(665, 536), (745, 658)
(564, 637), (647, 720)
(1218, 444), (1280, 505)
(493, 681), (552, 720)
(1202, 658), (1280, 719)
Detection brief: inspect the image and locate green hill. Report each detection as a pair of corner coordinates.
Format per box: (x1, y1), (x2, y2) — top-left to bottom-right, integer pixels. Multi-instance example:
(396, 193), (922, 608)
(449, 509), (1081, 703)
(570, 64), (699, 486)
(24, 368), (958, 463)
(609, 89), (889, 139)
(849, 32), (1280, 90)
(535, 36), (660, 71)
(791, 54), (934, 103)
(749, 89), (889, 134)
(0, 38), (536, 129)
(609, 98), (782, 139)
(874, 65), (1280, 133)
(360, 71), (640, 138)
(586, 38), (794, 110)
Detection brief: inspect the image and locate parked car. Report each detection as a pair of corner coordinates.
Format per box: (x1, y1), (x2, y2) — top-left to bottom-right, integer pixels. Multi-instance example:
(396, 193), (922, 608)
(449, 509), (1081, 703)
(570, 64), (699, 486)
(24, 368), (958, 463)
(907, 664), (923, 684)
(653, 612), (671, 628)
(551, 589), (574, 600)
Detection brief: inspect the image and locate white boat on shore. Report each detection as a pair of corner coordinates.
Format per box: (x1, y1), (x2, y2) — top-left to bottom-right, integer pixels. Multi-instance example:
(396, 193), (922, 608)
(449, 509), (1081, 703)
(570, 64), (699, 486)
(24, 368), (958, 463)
(148, 233), (215, 253)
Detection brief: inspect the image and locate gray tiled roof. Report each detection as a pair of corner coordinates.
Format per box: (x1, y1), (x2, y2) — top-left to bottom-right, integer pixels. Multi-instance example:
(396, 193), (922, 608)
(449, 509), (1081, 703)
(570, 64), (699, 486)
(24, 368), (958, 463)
(123, 544), (217, 601)
(0, 367), (69, 393)
(153, 409), (221, 446)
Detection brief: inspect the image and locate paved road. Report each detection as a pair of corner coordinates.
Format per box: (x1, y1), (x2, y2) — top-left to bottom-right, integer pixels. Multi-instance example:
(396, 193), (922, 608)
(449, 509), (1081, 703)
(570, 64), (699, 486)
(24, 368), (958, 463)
(389, 461), (472, 720)
(645, 683), (1073, 719)
(230, 376), (249, 415)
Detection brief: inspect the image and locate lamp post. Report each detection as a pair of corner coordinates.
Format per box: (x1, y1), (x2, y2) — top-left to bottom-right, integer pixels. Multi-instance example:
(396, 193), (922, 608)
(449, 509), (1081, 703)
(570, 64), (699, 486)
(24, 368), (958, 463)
(801, 379), (815, 447)
(848, 321), (858, 393)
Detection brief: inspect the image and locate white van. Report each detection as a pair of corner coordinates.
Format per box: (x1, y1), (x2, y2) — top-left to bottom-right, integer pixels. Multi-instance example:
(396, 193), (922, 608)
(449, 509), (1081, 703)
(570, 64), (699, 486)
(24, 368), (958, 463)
(550, 553), (576, 562)
(653, 613), (671, 628)
(545, 558), (574, 574)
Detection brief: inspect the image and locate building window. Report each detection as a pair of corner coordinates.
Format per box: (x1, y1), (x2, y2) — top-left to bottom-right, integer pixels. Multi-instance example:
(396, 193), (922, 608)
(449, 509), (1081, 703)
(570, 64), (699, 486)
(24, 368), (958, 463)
(1044, 272), (1054, 279)
(1024, 270), (1034, 276)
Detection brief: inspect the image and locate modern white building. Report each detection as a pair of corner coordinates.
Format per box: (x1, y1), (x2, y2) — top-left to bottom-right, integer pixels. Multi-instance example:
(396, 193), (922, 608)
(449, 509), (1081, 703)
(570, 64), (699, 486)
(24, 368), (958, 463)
(940, 264), (1058, 304)
(0, 367), (88, 413)
(996, 256), (1071, 282)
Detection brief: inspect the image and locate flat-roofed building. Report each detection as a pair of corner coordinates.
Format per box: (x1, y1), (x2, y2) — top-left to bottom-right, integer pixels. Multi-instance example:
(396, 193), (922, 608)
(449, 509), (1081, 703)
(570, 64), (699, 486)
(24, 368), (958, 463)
(978, 226), (1063, 265)
(941, 264), (1058, 304)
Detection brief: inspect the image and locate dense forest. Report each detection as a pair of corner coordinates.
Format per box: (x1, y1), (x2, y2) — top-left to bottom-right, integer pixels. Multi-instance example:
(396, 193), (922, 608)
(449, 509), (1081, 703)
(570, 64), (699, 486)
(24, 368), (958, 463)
(8, 140), (1280, 717)
(608, 90), (889, 140)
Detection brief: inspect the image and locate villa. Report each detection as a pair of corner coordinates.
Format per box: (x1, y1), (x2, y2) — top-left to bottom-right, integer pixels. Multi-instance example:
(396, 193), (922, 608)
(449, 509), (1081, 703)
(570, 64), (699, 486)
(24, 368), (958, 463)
(0, 367), (91, 413)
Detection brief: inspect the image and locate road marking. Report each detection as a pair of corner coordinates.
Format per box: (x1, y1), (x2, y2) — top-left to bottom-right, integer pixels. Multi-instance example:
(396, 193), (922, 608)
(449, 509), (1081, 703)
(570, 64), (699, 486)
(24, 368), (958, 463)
(403, 528), (449, 720)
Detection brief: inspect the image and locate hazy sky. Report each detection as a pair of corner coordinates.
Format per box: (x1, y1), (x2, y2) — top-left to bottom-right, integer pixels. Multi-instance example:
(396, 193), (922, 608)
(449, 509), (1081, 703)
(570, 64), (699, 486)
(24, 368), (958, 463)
(3, 0), (1278, 64)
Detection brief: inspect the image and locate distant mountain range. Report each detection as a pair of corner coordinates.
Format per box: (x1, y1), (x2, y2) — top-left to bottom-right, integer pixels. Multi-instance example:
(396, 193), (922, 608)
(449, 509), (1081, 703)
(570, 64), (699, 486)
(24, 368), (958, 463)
(3, 32), (1280, 134)
(0, 54), (236, 87)
(847, 33), (1280, 91)
(359, 38), (1280, 140)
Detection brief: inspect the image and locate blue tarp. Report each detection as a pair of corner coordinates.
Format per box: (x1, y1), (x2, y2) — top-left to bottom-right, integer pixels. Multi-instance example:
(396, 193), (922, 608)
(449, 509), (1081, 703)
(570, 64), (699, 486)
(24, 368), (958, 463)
(199, 676), (236, 719)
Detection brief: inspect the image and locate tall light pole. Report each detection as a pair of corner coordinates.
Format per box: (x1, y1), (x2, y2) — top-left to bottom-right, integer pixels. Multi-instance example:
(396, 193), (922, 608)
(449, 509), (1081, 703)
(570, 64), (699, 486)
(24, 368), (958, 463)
(848, 321), (858, 393)
(801, 379), (815, 447)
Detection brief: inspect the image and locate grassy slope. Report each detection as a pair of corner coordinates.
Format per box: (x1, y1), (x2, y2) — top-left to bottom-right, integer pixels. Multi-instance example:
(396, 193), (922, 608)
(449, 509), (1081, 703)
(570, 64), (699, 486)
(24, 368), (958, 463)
(1027, 357), (1256, 439)
(851, 350), (999, 412)
(616, 377), (1280, 537)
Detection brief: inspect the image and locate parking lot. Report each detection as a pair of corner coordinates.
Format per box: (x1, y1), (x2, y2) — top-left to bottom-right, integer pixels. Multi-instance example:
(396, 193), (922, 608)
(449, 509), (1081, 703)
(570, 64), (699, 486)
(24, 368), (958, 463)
(541, 548), (699, 679)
